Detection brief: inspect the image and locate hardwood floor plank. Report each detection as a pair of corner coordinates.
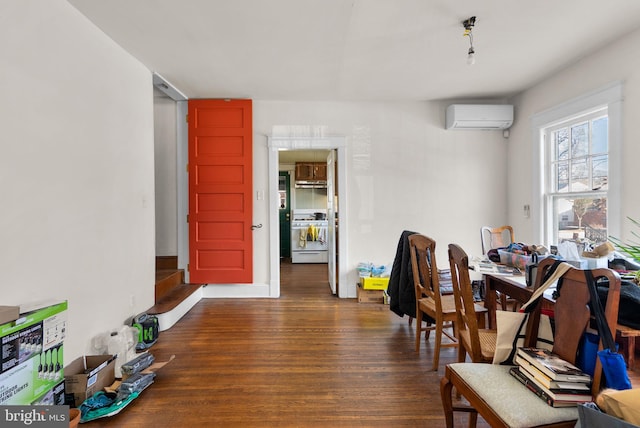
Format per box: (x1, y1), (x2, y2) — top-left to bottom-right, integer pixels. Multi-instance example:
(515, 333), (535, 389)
(79, 262), (638, 427)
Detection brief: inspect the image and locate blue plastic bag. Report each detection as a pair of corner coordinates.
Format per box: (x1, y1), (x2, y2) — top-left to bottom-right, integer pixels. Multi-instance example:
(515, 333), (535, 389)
(598, 348), (632, 390)
(585, 270), (632, 390)
(576, 332), (599, 376)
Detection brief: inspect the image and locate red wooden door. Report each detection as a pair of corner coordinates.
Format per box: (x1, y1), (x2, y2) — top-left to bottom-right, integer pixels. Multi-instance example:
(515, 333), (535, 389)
(188, 99), (253, 283)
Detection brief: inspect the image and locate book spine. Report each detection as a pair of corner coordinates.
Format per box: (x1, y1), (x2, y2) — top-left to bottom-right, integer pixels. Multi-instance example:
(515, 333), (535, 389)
(516, 349), (557, 380)
(515, 356), (553, 389)
(509, 367), (556, 407)
(516, 365), (592, 401)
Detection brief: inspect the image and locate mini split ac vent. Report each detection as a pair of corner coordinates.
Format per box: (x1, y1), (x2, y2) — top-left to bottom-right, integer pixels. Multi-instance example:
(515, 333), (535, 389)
(445, 104), (514, 130)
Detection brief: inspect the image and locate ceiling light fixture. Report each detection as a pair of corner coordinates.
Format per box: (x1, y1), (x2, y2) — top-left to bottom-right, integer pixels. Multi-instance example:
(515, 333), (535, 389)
(462, 16), (476, 65)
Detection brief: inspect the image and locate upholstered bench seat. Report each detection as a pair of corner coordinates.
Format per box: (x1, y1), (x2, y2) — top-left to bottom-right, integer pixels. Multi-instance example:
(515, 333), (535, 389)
(448, 363), (579, 428)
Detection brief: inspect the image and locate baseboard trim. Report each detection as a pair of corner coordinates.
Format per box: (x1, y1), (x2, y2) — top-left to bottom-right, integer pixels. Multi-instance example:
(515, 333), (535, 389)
(201, 283), (273, 298)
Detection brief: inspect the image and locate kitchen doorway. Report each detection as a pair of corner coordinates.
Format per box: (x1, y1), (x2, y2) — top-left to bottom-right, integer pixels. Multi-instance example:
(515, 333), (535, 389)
(267, 136), (348, 299)
(279, 149), (332, 292)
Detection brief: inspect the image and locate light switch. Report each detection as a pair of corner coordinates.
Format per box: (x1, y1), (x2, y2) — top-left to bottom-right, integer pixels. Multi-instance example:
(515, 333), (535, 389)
(523, 204), (530, 218)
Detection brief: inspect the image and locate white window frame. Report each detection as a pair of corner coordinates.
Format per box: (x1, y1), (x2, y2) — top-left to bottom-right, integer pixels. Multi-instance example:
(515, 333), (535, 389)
(530, 82), (622, 247)
(545, 109), (609, 244)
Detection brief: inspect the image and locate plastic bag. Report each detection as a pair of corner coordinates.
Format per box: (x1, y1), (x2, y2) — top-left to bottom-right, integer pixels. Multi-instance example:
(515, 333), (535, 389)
(576, 402), (638, 428)
(596, 388), (640, 425)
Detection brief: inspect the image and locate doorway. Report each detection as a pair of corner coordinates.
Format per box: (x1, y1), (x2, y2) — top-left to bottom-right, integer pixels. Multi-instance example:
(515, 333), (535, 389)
(152, 74), (188, 281)
(268, 136), (348, 299)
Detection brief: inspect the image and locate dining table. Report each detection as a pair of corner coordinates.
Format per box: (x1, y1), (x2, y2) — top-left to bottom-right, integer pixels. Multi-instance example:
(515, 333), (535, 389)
(483, 272), (555, 329)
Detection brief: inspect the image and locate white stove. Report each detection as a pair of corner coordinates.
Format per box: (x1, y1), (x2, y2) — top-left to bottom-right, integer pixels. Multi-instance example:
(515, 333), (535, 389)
(291, 210), (329, 263)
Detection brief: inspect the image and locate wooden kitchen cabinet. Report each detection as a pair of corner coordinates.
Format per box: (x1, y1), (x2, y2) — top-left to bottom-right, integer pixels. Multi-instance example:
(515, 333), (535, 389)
(313, 163), (327, 180)
(295, 162), (327, 181)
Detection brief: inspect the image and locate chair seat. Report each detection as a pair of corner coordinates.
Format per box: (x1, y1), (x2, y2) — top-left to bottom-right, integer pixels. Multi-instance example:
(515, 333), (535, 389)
(420, 295), (484, 316)
(447, 363), (579, 428)
(418, 295), (456, 315)
(459, 329), (496, 361)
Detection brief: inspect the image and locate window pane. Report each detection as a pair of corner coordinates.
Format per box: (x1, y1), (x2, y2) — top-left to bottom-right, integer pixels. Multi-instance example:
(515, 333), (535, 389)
(570, 159), (588, 191)
(555, 128), (569, 161)
(592, 117), (608, 154)
(278, 176), (287, 209)
(555, 161), (569, 193)
(571, 123), (588, 157)
(592, 155), (608, 190)
(554, 196), (607, 244)
(545, 108), (609, 248)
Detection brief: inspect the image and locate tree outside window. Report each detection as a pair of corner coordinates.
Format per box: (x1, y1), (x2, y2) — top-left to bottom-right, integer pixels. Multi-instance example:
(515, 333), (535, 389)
(546, 110), (608, 245)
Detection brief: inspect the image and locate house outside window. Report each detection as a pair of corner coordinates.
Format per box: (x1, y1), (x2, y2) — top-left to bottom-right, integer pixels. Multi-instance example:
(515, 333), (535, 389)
(544, 110), (608, 245)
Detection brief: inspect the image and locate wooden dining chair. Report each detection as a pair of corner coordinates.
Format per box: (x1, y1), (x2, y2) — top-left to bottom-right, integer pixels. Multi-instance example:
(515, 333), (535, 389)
(480, 225), (515, 255)
(440, 260), (622, 428)
(408, 234), (459, 371)
(448, 244), (496, 364)
(481, 225), (517, 311)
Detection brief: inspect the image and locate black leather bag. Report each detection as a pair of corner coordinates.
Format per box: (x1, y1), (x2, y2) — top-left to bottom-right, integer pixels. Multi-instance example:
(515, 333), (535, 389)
(525, 253), (539, 287)
(597, 279), (640, 329)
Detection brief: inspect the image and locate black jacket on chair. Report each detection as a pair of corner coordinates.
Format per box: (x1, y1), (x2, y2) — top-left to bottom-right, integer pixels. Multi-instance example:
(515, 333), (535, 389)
(388, 230), (417, 318)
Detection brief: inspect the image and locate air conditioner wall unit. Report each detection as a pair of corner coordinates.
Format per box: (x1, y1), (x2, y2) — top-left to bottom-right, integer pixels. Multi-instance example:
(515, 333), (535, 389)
(445, 104), (514, 130)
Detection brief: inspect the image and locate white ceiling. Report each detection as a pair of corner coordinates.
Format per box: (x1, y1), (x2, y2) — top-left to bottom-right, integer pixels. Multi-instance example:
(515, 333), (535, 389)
(68, 0), (640, 102)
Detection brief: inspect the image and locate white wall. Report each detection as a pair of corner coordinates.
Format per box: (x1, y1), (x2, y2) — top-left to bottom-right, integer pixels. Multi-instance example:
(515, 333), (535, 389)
(253, 101), (510, 289)
(0, 1), (155, 362)
(508, 27), (640, 244)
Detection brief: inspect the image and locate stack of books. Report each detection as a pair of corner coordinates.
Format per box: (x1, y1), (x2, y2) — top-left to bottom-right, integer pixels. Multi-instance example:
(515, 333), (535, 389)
(509, 347), (593, 407)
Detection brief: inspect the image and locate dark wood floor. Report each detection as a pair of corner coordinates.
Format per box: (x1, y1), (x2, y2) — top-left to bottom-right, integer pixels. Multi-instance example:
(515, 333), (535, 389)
(82, 263), (638, 427)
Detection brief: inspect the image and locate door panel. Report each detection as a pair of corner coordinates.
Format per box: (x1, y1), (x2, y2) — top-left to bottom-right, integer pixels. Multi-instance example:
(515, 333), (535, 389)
(327, 150), (337, 294)
(188, 99), (253, 284)
(279, 171), (291, 258)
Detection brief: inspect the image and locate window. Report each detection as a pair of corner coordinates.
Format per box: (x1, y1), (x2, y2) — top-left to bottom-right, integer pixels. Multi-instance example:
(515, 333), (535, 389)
(532, 82), (622, 248)
(279, 174), (288, 209)
(544, 110), (609, 245)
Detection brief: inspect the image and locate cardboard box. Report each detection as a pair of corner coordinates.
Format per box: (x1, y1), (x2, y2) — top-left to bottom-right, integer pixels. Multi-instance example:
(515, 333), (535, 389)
(357, 284), (384, 303)
(0, 306), (19, 326)
(0, 300), (67, 405)
(77, 355), (176, 423)
(65, 355), (116, 407)
(361, 277), (390, 290)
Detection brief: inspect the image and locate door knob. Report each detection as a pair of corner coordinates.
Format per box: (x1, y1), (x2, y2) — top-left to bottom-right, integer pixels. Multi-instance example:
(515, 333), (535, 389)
(251, 224), (263, 230)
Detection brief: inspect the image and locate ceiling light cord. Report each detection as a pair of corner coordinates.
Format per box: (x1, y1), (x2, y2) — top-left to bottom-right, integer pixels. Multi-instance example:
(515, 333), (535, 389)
(466, 32), (475, 64)
(462, 16), (476, 65)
